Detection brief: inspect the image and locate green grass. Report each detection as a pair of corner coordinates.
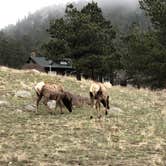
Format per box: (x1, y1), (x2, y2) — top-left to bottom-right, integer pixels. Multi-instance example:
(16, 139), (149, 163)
(0, 67), (166, 165)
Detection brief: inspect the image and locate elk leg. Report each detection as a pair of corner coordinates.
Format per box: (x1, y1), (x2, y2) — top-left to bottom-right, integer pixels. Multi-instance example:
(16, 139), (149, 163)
(56, 97), (64, 114)
(100, 99), (108, 115)
(89, 92), (95, 108)
(95, 99), (101, 118)
(36, 93), (42, 113)
(59, 100), (64, 114)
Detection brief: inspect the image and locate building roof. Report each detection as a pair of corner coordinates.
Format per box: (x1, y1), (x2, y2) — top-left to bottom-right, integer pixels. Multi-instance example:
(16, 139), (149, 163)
(30, 56), (74, 69)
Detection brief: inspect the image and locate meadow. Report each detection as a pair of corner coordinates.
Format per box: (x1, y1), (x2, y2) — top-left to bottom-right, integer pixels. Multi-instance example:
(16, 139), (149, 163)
(0, 67), (165, 166)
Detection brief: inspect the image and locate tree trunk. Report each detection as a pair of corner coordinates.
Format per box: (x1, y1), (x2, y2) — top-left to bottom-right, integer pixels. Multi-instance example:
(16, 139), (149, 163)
(109, 72), (114, 85)
(91, 67), (95, 80)
(76, 71), (81, 81)
(99, 74), (103, 83)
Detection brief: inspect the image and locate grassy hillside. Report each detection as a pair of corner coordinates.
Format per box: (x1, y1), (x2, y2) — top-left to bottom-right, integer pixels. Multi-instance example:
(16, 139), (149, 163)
(0, 67), (165, 166)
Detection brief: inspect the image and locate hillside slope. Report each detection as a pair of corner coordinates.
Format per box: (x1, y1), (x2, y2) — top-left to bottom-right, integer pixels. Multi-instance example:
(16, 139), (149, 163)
(0, 67), (165, 165)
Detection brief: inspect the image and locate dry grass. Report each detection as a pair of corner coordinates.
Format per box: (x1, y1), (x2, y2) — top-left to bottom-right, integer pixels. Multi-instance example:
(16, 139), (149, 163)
(0, 67), (166, 166)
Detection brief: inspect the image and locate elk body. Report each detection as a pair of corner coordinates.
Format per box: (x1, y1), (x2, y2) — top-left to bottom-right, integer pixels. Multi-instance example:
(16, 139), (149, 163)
(34, 82), (72, 114)
(89, 82), (110, 116)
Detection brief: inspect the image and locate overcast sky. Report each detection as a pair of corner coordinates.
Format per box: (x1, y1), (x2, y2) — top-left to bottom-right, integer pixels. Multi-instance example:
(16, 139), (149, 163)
(0, 0), (138, 30)
(0, 0), (78, 29)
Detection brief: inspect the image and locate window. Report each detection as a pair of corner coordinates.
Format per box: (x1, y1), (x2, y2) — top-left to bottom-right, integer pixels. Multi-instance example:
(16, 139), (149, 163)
(60, 61), (68, 65)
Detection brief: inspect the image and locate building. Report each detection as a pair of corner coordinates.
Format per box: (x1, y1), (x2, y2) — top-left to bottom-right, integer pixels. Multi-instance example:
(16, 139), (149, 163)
(23, 55), (75, 74)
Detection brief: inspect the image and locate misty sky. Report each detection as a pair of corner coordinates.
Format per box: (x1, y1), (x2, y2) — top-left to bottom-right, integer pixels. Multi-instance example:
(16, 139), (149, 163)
(0, 0), (138, 30)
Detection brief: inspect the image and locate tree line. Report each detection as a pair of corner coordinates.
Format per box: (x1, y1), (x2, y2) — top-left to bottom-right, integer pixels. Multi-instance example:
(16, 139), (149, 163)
(0, 0), (165, 88)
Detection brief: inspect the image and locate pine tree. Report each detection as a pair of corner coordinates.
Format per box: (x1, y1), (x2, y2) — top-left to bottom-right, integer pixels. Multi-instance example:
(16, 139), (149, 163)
(139, 0), (166, 88)
(43, 2), (117, 81)
(139, 0), (166, 46)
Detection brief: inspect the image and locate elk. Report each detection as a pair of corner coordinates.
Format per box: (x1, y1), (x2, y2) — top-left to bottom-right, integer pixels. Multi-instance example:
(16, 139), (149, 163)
(34, 82), (72, 114)
(89, 82), (110, 117)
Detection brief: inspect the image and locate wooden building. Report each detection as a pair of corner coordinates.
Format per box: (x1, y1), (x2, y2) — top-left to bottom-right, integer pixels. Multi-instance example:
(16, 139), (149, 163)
(23, 55), (75, 74)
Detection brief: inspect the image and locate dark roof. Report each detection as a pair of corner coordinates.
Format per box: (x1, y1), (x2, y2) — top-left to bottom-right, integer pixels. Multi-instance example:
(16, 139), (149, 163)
(30, 56), (74, 69)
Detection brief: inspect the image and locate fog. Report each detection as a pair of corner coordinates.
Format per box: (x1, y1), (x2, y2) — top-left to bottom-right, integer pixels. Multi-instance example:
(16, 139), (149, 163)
(96, 0), (138, 7)
(78, 0), (139, 8)
(0, 0), (139, 29)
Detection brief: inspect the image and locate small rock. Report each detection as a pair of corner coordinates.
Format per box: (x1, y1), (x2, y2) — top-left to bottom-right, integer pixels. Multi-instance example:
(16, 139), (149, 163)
(1, 95), (6, 98)
(8, 161), (12, 165)
(109, 107), (123, 114)
(15, 109), (23, 113)
(47, 100), (56, 109)
(15, 90), (31, 98)
(0, 100), (10, 106)
(6, 93), (12, 97)
(24, 105), (36, 112)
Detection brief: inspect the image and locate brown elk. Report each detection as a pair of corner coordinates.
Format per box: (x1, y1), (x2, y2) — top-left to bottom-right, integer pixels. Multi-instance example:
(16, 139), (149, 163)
(89, 82), (110, 116)
(34, 82), (72, 114)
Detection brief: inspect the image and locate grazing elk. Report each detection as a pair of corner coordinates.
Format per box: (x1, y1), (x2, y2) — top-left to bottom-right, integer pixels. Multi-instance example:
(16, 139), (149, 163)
(89, 82), (110, 116)
(34, 82), (72, 114)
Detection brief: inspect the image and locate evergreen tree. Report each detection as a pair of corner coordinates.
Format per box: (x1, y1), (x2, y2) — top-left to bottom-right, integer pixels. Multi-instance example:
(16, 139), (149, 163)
(0, 31), (27, 68)
(122, 22), (166, 88)
(138, 0), (166, 88)
(139, 0), (166, 46)
(43, 2), (117, 81)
